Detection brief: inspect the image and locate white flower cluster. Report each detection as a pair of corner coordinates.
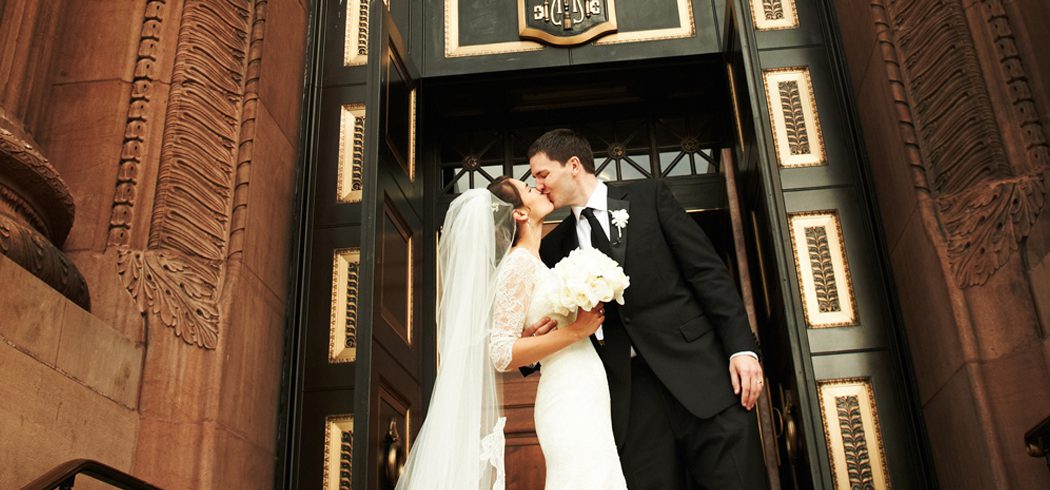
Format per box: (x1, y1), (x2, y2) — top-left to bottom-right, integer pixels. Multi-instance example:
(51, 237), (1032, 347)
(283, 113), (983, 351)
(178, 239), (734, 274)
(539, 248), (630, 325)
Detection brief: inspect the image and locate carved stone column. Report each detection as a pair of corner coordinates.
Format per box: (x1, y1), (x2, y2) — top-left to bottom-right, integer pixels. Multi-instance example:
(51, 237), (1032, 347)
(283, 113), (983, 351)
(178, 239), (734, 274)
(0, 0), (89, 309)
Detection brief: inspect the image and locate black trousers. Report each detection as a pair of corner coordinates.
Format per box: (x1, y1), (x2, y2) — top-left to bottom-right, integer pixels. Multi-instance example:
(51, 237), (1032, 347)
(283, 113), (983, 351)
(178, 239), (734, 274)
(619, 357), (768, 490)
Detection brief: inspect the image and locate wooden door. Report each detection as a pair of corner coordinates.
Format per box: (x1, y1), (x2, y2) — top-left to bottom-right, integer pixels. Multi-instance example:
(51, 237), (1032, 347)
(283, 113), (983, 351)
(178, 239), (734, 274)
(354, 3), (424, 489)
(724, 0), (930, 487)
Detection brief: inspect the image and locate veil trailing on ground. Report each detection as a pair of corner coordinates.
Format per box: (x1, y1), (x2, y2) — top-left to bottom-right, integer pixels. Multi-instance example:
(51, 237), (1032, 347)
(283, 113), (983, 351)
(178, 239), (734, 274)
(395, 189), (516, 490)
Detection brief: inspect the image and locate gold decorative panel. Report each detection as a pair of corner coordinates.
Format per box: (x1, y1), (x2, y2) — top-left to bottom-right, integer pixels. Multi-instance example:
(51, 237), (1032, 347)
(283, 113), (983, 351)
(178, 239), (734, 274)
(787, 211), (857, 328)
(329, 248), (360, 363)
(750, 0), (800, 31)
(343, 0), (369, 66)
(763, 67), (826, 168)
(337, 104), (366, 204)
(818, 378), (892, 489)
(595, 0), (694, 45)
(445, 0), (544, 58)
(323, 414), (354, 490)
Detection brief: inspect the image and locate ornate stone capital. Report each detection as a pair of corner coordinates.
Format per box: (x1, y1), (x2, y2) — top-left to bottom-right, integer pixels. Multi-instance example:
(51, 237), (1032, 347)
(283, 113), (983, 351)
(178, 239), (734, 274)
(0, 124), (89, 309)
(0, 125), (75, 243)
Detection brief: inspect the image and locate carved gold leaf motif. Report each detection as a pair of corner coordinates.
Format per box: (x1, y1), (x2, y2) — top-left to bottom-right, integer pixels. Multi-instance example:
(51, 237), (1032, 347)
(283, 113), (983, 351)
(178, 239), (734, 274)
(344, 0), (369, 66)
(751, 0), (799, 31)
(763, 0), (785, 20)
(763, 67), (825, 168)
(818, 378), (891, 489)
(805, 225), (840, 313)
(779, 80), (811, 156)
(339, 430), (352, 489)
(836, 395), (876, 489)
(344, 260), (360, 350)
(337, 105), (366, 203)
(353, 116), (365, 192)
(788, 211), (856, 328)
(324, 415), (354, 490)
(330, 249), (361, 363)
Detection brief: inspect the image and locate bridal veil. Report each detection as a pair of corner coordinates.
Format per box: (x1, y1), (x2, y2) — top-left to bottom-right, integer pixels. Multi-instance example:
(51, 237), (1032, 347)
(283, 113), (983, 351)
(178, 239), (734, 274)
(394, 189), (515, 490)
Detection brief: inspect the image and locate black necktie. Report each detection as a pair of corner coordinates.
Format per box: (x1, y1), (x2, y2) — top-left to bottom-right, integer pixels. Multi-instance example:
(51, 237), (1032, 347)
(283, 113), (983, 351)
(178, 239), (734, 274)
(581, 207), (612, 256)
(580, 208), (632, 403)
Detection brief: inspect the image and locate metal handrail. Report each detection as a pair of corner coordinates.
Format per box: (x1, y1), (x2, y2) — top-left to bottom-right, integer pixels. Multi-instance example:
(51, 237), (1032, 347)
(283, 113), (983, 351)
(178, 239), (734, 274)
(19, 459), (161, 490)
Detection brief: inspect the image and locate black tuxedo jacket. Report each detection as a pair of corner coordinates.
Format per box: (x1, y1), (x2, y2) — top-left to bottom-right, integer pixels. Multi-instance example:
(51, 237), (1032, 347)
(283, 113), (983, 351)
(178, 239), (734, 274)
(539, 180), (759, 442)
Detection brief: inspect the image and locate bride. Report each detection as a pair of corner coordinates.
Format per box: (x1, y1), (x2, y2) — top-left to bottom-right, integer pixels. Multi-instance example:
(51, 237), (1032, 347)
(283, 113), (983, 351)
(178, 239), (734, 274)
(395, 177), (627, 490)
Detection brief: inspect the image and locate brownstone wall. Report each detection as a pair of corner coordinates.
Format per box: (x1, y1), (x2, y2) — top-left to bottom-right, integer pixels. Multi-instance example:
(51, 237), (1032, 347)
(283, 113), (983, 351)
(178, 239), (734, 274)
(0, 253), (143, 488)
(832, 0), (1050, 487)
(2, 0), (308, 487)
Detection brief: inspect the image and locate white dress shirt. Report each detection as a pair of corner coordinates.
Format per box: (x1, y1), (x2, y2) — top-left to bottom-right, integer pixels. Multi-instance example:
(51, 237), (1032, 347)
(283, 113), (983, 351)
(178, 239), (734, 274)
(571, 182), (615, 346)
(572, 182), (758, 362)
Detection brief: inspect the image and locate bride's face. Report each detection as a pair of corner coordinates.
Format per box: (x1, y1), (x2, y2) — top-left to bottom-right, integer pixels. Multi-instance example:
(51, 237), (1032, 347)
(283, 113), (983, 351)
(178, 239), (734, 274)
(510, 178), (554, 220)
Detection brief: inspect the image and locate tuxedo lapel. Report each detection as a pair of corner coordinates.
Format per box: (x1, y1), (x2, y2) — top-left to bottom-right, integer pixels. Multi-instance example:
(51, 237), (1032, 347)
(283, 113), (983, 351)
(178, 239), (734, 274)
(606, 187), (629, 269)
(540, 214), (579, 268)
(562, 213), (579, 254)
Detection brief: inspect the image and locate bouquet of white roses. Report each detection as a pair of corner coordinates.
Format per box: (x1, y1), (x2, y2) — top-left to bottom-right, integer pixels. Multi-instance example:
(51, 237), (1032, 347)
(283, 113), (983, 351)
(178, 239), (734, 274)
(538, 248), (631, 327)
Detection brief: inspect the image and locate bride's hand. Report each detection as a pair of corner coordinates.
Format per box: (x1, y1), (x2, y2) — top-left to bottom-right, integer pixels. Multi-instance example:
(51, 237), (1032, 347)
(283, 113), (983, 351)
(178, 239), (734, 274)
(567, 303), (605, 340)
(522, 317), (558, 337)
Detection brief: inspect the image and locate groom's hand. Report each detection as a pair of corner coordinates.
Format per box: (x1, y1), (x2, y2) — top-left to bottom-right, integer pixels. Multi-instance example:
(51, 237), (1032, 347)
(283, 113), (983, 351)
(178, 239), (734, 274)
(522, 317), (558, 337)
(729, 356), (764, 411)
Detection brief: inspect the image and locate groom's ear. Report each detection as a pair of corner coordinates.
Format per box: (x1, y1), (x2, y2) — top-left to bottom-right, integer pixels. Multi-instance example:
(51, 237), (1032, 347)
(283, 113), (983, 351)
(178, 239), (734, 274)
(567, 156), (581, 175)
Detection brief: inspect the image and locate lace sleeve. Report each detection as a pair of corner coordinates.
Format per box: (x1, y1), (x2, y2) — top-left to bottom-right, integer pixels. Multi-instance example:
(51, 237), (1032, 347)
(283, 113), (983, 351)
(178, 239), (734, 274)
(490, 250), (537, 372)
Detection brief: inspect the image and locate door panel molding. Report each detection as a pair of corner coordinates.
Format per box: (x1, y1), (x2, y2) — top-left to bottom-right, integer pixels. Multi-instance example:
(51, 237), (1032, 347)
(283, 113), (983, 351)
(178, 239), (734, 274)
(378, 196), (415, 347)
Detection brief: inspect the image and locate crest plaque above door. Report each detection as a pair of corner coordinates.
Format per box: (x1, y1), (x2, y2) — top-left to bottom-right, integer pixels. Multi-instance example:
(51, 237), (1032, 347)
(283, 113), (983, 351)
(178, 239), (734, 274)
(518, 0), (618, 46)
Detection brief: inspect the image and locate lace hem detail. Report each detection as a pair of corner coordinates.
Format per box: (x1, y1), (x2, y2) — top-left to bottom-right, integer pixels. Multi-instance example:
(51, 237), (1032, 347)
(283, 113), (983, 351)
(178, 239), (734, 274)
(480, 417), (507, 490)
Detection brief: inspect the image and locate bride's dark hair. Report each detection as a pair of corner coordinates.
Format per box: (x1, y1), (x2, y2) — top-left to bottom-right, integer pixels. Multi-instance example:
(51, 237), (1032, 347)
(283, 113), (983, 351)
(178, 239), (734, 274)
(486, 176), (523, 208)
(487, 176), (524, 244)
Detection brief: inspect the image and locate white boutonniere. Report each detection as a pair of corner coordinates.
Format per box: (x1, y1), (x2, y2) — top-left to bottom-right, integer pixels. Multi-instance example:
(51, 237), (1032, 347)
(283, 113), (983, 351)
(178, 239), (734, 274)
(610, 209), (629, 245)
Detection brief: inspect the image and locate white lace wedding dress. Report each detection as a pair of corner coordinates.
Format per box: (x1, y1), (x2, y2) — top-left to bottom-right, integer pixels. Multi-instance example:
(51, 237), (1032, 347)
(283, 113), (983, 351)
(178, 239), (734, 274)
(490, 248), (628, 490)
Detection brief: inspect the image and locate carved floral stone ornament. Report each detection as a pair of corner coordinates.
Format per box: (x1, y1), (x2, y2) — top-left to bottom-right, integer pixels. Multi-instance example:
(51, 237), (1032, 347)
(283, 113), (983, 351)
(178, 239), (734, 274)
(518, 0), (618, 46)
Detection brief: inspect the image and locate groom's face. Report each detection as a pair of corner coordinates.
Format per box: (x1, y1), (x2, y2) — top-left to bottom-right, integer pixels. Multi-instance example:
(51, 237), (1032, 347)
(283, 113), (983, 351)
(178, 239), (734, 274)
(530, 152), (576, 209)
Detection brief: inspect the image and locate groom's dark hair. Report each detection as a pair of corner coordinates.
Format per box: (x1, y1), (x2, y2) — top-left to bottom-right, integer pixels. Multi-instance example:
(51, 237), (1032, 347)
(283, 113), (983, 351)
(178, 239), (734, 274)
(527, 128), (595, 174)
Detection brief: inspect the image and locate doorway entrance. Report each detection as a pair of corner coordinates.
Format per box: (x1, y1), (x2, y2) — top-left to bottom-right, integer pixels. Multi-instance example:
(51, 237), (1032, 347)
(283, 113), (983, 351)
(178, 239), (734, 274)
(282, 3), (932, 487)
(421, 56), (799, 489)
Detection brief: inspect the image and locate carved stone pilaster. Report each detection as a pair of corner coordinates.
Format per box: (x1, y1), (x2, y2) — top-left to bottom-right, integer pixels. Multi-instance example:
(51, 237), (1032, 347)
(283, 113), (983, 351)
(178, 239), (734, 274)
(115, 0), (265, 348)
(878, 0), (1048, 287)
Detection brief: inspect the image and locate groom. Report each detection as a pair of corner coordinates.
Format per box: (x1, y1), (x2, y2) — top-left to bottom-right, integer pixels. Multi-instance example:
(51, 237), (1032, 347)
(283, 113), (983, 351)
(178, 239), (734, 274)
(526, 129), (767, 489)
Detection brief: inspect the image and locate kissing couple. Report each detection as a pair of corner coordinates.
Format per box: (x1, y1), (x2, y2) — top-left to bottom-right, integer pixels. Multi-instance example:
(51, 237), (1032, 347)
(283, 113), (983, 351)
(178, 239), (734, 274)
(395, 129), (768, 489)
